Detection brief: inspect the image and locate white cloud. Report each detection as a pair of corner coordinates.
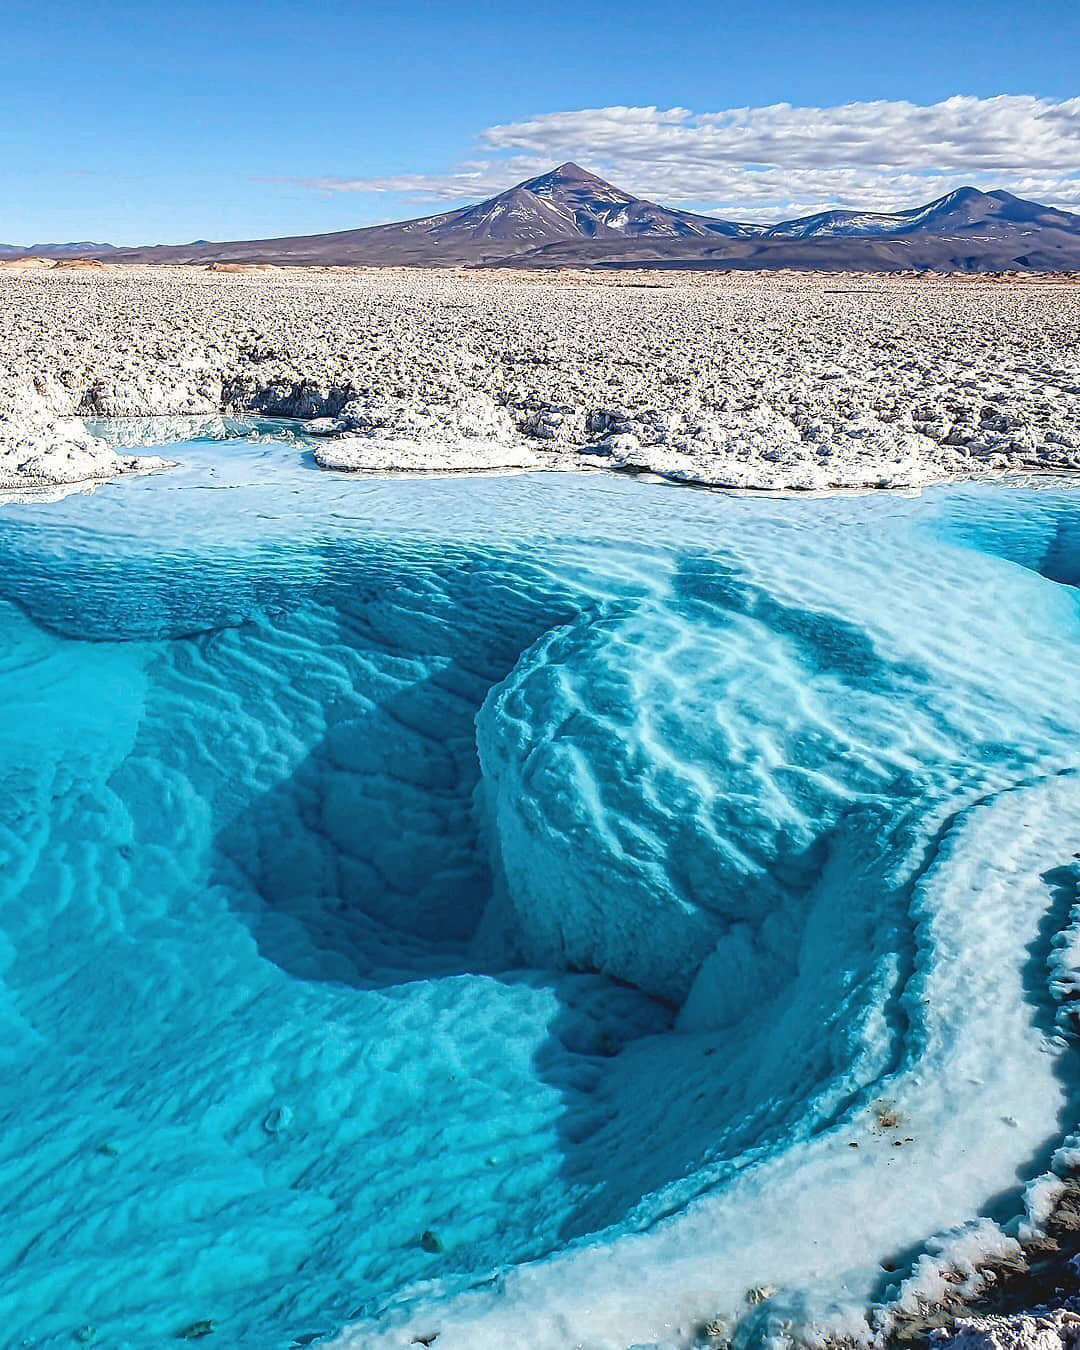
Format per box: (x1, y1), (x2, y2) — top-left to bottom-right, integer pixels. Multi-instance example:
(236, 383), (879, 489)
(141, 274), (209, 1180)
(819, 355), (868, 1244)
(262, 97), (1080, 218)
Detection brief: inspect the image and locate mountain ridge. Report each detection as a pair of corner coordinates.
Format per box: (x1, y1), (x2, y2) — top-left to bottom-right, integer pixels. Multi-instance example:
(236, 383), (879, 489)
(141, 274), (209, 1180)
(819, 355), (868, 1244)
(5, 164), (1080, 271)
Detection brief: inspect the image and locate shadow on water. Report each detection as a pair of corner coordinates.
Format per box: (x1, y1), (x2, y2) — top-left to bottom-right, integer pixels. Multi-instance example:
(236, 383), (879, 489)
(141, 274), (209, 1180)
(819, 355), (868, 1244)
(1041, 512), (1080, 590)
(201, 546), (689, 1310)
(210, 543), (578, 977)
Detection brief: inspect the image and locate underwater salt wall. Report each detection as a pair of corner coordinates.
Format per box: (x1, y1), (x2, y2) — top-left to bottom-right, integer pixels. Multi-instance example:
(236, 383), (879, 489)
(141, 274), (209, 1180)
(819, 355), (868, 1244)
(1, 439), (1080, 1350)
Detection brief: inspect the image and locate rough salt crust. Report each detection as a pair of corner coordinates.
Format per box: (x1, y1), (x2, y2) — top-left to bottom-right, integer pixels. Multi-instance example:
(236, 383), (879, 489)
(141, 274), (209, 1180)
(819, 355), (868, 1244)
(2, 265), (1080, 493)
(933, 1307), (1080, 1350)
(0, 385), (174, 493)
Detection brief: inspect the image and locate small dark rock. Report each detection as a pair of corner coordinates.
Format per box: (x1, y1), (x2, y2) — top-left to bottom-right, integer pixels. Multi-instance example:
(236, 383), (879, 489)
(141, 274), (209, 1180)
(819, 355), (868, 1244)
(176, 1320), (216, 1340)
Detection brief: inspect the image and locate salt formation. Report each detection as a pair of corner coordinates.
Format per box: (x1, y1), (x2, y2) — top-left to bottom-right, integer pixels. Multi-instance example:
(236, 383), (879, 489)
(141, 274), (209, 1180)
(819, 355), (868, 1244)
(2, 266), (1080, 492)
(0, 382), (172, 491)
(934, 1307), (1080, 1350)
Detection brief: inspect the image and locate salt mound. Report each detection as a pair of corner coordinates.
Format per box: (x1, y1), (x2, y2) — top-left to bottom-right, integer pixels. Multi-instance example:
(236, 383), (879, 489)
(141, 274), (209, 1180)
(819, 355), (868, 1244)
(0, 384), (174, 491)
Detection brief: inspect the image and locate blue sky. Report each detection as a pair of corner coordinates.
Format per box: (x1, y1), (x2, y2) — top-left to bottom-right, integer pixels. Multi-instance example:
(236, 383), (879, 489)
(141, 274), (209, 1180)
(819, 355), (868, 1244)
(2, 0), (1079, 243)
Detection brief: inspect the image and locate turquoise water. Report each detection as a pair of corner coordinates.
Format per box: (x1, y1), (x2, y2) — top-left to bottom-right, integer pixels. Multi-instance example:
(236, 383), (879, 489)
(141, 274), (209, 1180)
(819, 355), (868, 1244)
(2, 443), (1080, 1349)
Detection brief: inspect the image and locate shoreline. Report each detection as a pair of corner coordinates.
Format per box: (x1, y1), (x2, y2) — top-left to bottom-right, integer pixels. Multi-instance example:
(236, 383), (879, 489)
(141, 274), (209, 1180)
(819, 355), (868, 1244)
(881, 1179), (1080, 1350)
(6, 432), (1079, 509)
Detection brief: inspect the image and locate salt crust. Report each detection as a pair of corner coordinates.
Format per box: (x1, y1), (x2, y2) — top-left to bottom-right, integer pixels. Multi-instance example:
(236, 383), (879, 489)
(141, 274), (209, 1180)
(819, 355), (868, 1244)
(933, 1306), (1080, 1350)
(3, 267), (1080, 493)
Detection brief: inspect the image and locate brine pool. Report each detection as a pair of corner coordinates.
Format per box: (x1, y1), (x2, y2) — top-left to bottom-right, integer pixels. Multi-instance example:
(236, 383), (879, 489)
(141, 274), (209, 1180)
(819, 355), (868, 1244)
(2, 437), (1080, 1350)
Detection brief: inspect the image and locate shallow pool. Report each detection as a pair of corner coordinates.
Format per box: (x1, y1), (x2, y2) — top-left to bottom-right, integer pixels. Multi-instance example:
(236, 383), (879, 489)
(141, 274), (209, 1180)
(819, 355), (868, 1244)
(2, 442), (1080, 1349)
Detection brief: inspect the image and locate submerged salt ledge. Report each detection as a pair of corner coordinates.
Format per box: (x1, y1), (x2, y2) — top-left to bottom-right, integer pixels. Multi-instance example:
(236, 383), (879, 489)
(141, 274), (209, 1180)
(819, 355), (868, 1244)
(4, 267), (1080, 492)
(334, 507), (1080, 1349)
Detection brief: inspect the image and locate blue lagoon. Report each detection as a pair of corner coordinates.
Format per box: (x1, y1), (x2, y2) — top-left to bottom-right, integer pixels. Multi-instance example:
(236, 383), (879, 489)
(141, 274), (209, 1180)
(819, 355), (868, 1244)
(2, 440), (1080, 1349)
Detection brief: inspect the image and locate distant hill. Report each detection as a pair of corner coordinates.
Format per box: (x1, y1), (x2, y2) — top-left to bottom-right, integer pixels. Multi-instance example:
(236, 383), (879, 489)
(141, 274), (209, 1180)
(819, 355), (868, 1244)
(764, 185), (1080, 242)
(0, 241), (119, 258)
(6, 165), (1080, 271)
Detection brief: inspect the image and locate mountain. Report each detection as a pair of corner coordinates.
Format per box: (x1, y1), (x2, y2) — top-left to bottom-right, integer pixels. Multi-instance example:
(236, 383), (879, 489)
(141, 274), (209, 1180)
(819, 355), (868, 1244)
(457, 162), (761, 240)
(765, 186), (1080, 240)
(92, 162), (761, 265)
(5, 170), (1080, 271)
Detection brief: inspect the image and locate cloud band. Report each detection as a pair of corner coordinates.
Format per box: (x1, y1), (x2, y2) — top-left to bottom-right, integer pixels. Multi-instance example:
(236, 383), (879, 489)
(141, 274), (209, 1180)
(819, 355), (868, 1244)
(261, 96), (1080, 216)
